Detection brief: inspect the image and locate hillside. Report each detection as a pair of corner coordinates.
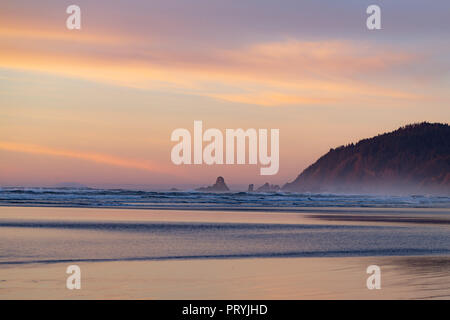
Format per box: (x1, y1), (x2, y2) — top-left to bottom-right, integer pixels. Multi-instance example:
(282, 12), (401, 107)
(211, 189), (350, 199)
(283, 122), (450, 195)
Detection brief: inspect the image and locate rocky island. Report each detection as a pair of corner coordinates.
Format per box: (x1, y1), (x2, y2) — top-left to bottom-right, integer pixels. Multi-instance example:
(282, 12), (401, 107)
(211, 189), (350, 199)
(196, 176), (230, 192)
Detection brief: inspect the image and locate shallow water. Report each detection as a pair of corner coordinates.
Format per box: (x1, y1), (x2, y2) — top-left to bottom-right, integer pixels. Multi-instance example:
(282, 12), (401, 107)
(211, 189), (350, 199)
(1, 206), (449, 265)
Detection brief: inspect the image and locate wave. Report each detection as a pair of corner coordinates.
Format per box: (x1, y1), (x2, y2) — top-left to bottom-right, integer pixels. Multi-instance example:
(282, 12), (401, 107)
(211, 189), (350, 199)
(0, 187), (449, 209)
(0, 220), (384, 232)
(2, 248), (450, 266)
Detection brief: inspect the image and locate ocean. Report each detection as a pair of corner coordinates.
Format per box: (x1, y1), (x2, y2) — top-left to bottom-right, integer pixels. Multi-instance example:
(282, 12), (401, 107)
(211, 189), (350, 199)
(0, 186), (449, 265)
(1, 187), (449, 209)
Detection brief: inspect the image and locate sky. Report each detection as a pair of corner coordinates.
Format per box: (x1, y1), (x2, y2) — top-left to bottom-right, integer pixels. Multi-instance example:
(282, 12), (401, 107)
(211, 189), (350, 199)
(1, 0), (449, 189)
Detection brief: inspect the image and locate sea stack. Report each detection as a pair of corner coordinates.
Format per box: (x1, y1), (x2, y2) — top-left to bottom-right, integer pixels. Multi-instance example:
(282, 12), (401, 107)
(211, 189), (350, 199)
(256, 183), (280, 192)
(196, 176), (230, 192)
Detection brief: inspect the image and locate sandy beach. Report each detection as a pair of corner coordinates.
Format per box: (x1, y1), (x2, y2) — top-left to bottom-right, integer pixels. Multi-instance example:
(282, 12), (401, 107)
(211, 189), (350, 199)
(1, 255), (449, 299)
(1, 206), (449, 299)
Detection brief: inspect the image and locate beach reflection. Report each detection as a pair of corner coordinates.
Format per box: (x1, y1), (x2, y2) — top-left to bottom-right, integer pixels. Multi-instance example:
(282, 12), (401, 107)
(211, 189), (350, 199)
(1, 206), (449, 299)
(1, 256), (449, 299)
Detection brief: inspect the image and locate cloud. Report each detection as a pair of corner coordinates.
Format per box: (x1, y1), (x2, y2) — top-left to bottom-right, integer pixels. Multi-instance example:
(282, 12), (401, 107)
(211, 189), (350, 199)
(0, 22), (426, 107)
(0, 141), (176, 176)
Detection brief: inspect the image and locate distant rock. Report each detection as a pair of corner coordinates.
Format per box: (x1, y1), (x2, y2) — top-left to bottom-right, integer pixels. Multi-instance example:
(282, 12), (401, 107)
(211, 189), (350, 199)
(248, 184), (254, 192)
(256, 182), (280, 192)
(283, 122), (450, 195)
(196, 176), (230, 192)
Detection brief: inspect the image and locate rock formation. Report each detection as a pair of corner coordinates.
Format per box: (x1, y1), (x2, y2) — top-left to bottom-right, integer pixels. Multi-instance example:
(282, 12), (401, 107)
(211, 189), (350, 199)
(196, 176), (230, 192)
(256, 183), (280, 192)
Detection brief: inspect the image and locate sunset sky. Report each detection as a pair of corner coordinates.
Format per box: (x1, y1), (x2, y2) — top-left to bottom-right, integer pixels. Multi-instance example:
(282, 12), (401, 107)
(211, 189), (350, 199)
(1, 0), (449, 189)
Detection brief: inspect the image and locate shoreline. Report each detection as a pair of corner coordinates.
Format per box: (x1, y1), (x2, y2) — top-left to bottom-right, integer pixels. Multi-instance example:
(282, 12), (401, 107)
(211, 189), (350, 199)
(3, 251), (450, 268)
(1, 203), (450, 213)
(1, 205), (449, 228)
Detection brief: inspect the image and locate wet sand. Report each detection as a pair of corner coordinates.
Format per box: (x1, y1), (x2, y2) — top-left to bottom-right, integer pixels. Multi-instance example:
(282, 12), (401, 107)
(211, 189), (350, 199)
(1, 206), (449, 299)
(1, 205), (449, 226)
(1, 255), (449, 299)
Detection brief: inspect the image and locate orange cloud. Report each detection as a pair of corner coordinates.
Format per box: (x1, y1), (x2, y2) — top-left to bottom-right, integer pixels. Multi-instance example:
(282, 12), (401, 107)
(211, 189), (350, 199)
(207, 92), (336, 106)
(0, 27), (130, 45)
(219, 40), (414, 77)
(0, 142), (176, 176)
(0, 23), (423, 107)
